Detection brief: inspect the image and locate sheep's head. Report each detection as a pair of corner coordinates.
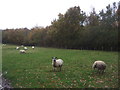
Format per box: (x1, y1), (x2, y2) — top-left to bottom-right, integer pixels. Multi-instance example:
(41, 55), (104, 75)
(52, 57), (57, 62)
(94, 64), (97, 69)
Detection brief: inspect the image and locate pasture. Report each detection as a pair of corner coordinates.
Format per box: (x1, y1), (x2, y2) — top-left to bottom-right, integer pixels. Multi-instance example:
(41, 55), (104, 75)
(2, 44), (118, 88)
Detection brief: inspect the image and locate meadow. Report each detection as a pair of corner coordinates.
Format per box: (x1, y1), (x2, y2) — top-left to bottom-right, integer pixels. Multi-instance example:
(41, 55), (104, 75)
(2, 44), (118, 88)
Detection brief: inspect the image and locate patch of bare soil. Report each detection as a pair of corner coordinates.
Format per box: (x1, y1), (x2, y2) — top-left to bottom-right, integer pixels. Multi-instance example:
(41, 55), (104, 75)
(0, 73), (13, 89)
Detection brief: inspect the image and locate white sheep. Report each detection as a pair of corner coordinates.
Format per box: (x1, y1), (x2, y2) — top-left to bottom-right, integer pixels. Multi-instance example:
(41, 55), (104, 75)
(2, 44), (6, 46)
(32, 46), (34, 49)
(16, 46), (19, 50)
(19, 50), (26, 54)
(24, 47), (27, 50)
(52, 57), (63, 71)
(92, 60), (106, 73)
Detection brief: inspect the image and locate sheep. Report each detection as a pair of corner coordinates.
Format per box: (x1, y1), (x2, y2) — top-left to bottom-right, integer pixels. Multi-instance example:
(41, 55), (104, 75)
(19, 50), (26, 54)
(92, 60), (106, 73)
(24, 47), (27, 50)
(2, 44), (6, 46)
(52, 57), (63, 71)
(16, 46), (19, 50)
(32, 46), (34, 49)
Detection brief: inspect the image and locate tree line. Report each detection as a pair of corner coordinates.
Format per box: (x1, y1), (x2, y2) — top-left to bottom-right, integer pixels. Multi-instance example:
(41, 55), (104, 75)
(2, 2), (120, 51)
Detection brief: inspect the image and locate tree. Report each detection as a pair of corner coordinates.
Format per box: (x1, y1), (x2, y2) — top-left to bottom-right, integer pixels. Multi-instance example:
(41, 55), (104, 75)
(51, 6), (86, 49)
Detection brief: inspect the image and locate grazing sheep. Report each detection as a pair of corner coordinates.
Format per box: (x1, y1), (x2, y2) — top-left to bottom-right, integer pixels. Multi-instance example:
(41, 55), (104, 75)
(16, 47), (19, 50)
(2, 44), (6, 46)
(19, 50), (26, 54)
(24, 47), (27, 50)
(52, 57), (63, 71)
(92, 60), (106, 73)
(32, 46), (34, 49)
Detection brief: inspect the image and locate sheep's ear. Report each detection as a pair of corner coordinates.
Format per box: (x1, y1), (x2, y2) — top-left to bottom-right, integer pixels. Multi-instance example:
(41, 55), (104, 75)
(55, 57), (57, 59)
(52, 57), (53, 59)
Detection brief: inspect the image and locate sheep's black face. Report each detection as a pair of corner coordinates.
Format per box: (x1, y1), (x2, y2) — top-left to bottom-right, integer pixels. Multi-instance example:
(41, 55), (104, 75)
(93, 64), (97, 69)
(52, 58), (56, 62)
(54, 59), (56, 62)
(52, 57), (56, 61)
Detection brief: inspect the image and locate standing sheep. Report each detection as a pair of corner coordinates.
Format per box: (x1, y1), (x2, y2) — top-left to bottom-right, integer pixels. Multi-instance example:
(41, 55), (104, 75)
(92, 60), (106, 73)
(24, 47), (27, 50)
(52, 57), (63, 71)
(32, 46), (34, 49)
(19, 50), (26, 54)
(16, 47), (19, 50)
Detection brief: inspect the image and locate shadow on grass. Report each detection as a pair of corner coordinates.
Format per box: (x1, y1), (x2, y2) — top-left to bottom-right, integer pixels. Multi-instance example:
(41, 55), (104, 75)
(47, 69), (65, 73)
(48, 70), (62, 72)
(91, 70), (107, 77)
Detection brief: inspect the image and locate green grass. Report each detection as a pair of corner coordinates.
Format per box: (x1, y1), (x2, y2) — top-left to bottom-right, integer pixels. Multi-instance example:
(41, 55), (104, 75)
(2, 44), (118, 88)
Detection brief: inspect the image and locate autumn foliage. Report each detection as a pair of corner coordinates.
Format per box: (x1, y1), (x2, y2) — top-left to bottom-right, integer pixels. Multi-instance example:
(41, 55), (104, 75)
(2, 2), (119, 51)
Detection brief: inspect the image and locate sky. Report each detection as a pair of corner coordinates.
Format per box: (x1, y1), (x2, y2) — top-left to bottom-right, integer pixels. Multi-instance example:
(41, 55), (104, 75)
(0, 0), (119, 29)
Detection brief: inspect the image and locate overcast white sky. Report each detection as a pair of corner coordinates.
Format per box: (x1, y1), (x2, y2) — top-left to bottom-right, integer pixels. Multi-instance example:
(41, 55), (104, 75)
(0, 0), (119, 29)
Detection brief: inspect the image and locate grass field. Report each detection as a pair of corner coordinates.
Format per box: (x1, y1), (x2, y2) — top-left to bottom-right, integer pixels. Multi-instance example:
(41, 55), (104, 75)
(2, 44), (118, 88)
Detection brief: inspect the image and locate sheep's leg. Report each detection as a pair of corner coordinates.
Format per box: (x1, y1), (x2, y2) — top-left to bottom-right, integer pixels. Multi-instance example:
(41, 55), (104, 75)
(60, 67), (61, 71)
(101, 70), (104, 74)
(59, 65), (62, 71)
(98, 70), (100, 74)
(100, 70), (104, 74)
